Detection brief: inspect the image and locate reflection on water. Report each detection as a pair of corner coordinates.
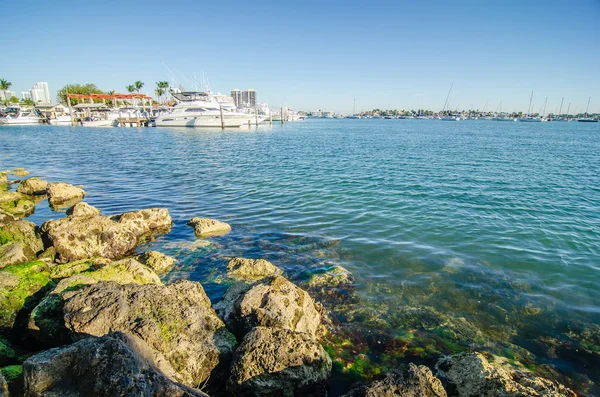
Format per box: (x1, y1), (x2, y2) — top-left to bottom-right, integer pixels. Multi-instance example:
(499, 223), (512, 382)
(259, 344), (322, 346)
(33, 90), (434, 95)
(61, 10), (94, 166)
(1, 119), (599, 394)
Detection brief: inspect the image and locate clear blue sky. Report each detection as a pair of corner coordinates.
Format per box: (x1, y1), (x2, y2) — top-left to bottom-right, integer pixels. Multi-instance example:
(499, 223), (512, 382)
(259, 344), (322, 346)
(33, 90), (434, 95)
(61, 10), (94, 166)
(3, 0), (599, 113)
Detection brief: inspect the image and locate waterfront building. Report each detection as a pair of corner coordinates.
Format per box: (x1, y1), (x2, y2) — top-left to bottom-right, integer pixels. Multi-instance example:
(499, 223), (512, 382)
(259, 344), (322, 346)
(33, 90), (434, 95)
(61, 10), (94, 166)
(21, 92), (32, 100)
(30, 82), (51, 104)
(0, 90), (16, 100)
(230, 89), (257, 108)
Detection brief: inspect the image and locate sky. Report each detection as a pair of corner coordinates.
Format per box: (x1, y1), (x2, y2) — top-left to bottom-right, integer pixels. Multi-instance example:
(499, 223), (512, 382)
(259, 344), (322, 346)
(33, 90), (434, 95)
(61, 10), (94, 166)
(2, 0), (599, 113)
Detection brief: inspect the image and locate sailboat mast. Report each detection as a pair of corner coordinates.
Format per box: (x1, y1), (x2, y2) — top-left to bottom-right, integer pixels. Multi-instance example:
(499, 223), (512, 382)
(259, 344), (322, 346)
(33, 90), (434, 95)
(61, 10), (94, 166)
(586, 96), (591, 115)
(567, 103), (571, 118)
(559, 97), (564, 116)
(542, 97), (547, 117)
(353, 98), (356, 115)
(442, 83), (453, 113)
(528, 91), (534, 115)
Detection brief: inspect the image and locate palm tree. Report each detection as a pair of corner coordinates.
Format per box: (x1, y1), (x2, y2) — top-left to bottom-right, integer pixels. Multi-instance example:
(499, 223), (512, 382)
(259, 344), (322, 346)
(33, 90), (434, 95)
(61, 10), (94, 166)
(126, 85), (135, 93)
(0, 79), (12, 103)
(155, 88), (164, 104)
(134, 81), (144, 93)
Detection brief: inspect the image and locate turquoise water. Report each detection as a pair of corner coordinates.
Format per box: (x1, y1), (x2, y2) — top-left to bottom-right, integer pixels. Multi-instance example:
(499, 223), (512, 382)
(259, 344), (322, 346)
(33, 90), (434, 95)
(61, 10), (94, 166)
(1, 119), (599, 393)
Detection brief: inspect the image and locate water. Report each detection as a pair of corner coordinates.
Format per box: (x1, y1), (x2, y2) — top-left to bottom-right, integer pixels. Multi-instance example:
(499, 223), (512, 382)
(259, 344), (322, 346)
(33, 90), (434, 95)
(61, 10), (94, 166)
(1, 119), (599, 394)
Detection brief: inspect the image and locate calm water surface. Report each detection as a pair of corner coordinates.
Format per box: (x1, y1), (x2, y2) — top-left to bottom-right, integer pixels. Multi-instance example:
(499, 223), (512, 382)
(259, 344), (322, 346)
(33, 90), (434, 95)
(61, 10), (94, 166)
(1, 119), (599, 394)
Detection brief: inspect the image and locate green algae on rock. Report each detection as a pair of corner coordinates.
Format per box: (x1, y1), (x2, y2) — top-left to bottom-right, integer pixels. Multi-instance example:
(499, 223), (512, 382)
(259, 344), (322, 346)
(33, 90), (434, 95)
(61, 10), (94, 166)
(0, 220), (44, 255)
(226, 257), (283, 281)
(137, 251), (176, 274)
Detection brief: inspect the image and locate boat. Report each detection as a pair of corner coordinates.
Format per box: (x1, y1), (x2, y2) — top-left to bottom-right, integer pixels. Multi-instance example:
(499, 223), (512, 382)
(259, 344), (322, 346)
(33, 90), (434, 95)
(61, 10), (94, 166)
(492, 101), (516, 121)
(518, 91), (541, 122)
(81, 109), (120, 127)
(49, 115), (73, 126)
(439, 83), (460, 121)
(155, 90), (247, 128)
(577, 97), (598, 122)
(0, 107), (42, 125)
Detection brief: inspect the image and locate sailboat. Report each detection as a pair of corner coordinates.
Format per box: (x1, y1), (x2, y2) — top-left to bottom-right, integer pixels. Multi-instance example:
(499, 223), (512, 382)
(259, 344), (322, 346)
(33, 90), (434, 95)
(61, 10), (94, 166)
(577, 97), (598, 122)
(347, 98), (361, 119)
(439, 83), (460, 121)
(552, 97), (567, 121)
(492, 101), (516, 121)
(518, 91), (541, 122)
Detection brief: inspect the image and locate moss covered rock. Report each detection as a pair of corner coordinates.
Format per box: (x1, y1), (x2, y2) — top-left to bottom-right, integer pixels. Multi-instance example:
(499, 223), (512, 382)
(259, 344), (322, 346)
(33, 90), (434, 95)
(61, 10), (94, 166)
(137, 251), (176, 274)
(226, 257), (282, 281)
(0, 220), (44, 254)
(1, 364), (22, 396)
(0, 192), (35, 219)
(0, 338), (16, 367)
(0, 243), (36, 269)
(0, 261), (52, 333)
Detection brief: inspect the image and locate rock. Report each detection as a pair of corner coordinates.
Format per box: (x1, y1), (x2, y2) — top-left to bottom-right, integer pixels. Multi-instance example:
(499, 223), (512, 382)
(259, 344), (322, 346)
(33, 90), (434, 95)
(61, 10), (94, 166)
(46, 182), (86, 206)
(308, 264), (354, 289)
(436, 352), (576, 397)
(1, 365), (22, 396)
(28, 258), (161, 345)
(0, 173), (7, 186)
(187, 217), (231, 237)
(0, 211), (17, 228)
(228, 326), (331, 396)
(0, 370), (7, 397)
(16, 178), (48, 196)
(37, 247), (56, 263)
(137, 251), (176, 274)
(0, 273), (20, 290)
(0, 243), (35, 269)
(11, 169), (29, 177)
(215, 275), (322, 339)
(0, 220), (44, 254)
(342, 364), (447, 397)
(40, 208), (172, 263)
(23, 332), (208, 397)
(65, 202), (101, 217)
(58, 280), (235, 387)
(0, 261), (52, 332)
(227, 257), (282, 280)
(0, 192), (35, 218)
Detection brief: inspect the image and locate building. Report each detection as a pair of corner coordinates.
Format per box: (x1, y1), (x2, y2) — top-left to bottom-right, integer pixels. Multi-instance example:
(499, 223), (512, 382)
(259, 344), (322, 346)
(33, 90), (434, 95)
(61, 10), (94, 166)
(0, 90), (16, 100)
(21, 92), (32, 100)
(230, 89), (257, 109)
(30, 82), (51, 104)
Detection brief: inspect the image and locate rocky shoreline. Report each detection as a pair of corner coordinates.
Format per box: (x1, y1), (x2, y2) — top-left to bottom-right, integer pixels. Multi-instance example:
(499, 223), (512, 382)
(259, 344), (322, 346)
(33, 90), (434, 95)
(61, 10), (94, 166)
(0, 168), (578, 396)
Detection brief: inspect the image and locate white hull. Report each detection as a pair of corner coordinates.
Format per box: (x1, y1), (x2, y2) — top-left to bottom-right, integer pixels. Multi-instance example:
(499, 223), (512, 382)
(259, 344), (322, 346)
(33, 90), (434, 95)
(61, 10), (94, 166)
(82, 119), (118, 128)
(492, 117), (516, 122)
(0, 117), (41, 125)
(518, 117), (541, 122)
(155, 115), (244, 128)
(440, 116), (459, 121)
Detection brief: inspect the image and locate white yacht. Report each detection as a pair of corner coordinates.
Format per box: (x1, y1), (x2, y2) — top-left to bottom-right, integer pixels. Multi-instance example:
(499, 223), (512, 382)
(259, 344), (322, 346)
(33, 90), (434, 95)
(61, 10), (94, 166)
(155, 90), (248, 128)
(0, 107), (42, 125)
(49, 115), (73, 126)
(81, 109), (119, 127)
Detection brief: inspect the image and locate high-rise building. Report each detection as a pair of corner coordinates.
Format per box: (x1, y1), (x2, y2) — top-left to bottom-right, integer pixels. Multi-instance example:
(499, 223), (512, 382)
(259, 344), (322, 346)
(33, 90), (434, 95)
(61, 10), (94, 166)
(30, 82), (51, 103)
(230, 89), (242, 108)
(0, 91), (16, 100)
(230, 89), (257, 109)
(21, 92), (32, 100)
(241, 89), (256, 108)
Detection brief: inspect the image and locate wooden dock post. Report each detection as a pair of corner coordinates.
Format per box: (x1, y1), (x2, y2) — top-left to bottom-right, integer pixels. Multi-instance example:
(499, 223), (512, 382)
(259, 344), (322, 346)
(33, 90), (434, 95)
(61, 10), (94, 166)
(219, 105), (225, 129)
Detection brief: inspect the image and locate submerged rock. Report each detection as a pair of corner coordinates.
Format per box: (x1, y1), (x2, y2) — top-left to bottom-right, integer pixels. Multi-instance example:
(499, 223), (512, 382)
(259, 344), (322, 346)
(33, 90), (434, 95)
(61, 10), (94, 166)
(0, 243), (35, 269)
(40, 207), (172, 263)
(227, 257), (282, 280)
(342, 363), (447, 397)
(11, 169), (29, 177)
(228, 326), (332, 396)
(436, 352), (576, 397)
(137, 251), (176, 274)
(46, 182), (86, 206)
(187, 217), (231, 237)
(60, 280), (235, 387)
(16, 178), (48, 196)
(23, 332), (208, 397)
(215, 275), (323, 339)
(65, 202), (101, 217)
(0, 219), (44, 255)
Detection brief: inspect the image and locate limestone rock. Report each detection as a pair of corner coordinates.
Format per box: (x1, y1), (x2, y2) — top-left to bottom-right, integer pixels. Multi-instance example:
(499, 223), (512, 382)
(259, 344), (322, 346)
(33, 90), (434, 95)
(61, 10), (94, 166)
(0, 220), (44, 254)
(342, 364), (447, 397)
(0, 211), (17, 228)
(11, 169), (29, 177)
(215, 275), (322, 339)
(0, 192), (35, 218)
(59, 280), (235, 387)
(40, 208), (172, 263)
(65, 202), (101, 217)
(37, 247), (56, 263)
(227, 257), (282, 280)
(187, 217), (231, 237)
(16, 178), (48, 196)
(436, 352), (576, 397)
(23, 332), (208, 397)
(308, 264), (354, 289)
(137, 251), (176, 274)
(0, 243), (35, 269)
(46, 182), (86, 206)
(0, 261), (52, 332)
(228, 326), (331, 396)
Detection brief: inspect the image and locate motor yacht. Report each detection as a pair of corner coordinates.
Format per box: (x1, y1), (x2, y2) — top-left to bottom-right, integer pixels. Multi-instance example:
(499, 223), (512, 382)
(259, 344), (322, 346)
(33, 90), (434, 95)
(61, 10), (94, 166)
(0, 107), (42, 125)
(155, 90), (248, 127)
